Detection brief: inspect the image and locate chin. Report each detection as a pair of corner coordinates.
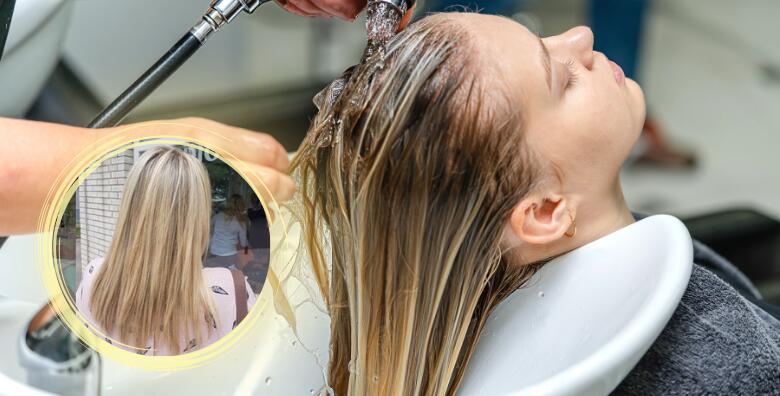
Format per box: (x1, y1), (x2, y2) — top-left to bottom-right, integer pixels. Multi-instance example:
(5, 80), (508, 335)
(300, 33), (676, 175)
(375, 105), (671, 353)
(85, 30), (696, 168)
(625, 78), (646, 132)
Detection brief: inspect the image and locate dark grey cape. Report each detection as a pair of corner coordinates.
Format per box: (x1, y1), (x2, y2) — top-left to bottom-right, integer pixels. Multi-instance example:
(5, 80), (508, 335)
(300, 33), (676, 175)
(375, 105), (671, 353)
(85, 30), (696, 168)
(613, 241), (780, 395)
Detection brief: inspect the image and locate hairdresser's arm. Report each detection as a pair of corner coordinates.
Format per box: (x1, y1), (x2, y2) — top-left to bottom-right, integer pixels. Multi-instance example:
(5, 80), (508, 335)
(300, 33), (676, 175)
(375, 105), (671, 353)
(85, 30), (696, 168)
(0, 118), (96, 236)
(0, 117), (295, 236)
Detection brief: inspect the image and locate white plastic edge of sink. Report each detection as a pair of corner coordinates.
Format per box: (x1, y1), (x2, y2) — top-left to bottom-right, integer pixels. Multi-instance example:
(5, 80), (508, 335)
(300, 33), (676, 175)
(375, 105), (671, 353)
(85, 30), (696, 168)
(524, 216), (692, 395)
(3, 0), (65, 57)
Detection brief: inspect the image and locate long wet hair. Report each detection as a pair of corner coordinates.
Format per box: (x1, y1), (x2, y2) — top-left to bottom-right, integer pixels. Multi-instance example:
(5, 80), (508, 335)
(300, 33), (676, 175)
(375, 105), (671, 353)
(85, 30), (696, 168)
(90, 146), (215, 355)
(292, 14), (544, 395)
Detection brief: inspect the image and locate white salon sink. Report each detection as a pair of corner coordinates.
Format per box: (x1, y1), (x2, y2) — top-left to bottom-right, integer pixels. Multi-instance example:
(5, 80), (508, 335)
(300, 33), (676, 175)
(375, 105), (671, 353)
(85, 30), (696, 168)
(458, 215), (692, 395)
(0, 298), (52, 395)
(0, 215), (692, 395)
(0, 0), (72, 117)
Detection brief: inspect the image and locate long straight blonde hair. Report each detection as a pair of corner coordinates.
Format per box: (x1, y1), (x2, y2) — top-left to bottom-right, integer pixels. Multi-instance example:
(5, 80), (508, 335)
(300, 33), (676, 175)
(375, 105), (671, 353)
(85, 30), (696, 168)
(292, 14), (543, 395)
(90, 146), (215, 355)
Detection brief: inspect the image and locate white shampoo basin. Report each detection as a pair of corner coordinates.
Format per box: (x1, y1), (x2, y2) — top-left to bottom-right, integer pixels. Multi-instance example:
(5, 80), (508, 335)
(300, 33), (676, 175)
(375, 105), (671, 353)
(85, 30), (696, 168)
(457, 214), (693, 395)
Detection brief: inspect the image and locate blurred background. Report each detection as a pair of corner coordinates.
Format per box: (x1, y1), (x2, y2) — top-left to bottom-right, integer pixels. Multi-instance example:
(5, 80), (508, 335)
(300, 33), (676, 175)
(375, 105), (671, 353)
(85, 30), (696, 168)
(3, 0), (779, 301)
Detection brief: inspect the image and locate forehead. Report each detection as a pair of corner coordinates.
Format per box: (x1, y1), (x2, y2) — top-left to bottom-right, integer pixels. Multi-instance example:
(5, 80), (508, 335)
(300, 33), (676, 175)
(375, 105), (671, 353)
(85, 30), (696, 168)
(447, 13), (548, 109)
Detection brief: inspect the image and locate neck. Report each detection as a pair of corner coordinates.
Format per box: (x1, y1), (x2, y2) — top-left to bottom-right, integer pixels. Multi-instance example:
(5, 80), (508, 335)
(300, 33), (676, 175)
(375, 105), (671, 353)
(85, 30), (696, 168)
(578, 182), (635, 242)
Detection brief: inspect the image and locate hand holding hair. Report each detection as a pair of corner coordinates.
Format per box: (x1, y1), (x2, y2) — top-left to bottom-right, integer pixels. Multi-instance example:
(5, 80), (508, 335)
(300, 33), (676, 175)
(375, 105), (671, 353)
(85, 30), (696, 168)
(276, 0), (415, 26)
(0, 117), (295, 236)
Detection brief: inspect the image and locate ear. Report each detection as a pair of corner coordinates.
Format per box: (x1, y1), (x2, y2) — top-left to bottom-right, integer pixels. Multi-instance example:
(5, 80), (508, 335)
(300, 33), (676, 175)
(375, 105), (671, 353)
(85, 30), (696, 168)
(508, 194), (574, 245)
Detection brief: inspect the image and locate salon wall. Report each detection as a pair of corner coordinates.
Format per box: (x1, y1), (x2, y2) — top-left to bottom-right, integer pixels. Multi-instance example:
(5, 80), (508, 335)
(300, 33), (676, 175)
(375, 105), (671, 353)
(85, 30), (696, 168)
(77, 150), (133, 270)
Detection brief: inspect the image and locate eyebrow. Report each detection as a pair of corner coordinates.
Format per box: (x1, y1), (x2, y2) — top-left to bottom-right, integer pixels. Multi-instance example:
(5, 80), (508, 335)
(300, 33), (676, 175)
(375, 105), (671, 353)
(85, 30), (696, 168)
(537, 35), (552, 91)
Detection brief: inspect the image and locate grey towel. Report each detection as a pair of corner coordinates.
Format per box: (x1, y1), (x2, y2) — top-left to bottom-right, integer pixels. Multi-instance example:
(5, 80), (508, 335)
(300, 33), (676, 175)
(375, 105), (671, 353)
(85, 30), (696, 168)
(612, 263), (780, 395)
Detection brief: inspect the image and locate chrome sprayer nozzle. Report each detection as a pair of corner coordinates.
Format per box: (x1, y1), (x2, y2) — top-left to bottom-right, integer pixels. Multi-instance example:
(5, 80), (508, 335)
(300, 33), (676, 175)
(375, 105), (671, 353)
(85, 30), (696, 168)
(191, 0), (273, 42)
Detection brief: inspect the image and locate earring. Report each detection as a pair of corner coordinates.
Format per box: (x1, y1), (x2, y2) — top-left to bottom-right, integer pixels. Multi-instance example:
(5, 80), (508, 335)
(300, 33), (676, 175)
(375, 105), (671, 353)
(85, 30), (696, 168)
(564, 211), (577, 238)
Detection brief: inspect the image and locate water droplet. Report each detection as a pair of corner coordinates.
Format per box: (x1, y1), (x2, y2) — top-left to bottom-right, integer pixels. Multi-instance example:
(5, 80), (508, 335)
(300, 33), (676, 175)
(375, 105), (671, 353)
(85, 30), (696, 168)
(265, 377), (272, 386)
(538, 291), (545, 298)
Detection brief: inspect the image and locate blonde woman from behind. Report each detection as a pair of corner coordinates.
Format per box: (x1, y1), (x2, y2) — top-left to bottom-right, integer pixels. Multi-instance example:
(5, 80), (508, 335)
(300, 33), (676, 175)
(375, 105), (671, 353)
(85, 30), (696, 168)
(76, 146), (255, 356)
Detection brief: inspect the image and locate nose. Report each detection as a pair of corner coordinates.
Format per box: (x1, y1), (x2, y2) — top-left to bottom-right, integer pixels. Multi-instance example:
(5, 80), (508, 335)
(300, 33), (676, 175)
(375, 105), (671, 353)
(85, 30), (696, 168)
(544, 26), (595, 70)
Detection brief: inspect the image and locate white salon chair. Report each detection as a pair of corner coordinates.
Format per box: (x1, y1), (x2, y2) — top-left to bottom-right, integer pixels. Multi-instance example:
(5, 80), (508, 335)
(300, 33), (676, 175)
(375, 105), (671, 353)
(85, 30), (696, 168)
(0, 215), (692, 395)
(0, 0), (72, 117)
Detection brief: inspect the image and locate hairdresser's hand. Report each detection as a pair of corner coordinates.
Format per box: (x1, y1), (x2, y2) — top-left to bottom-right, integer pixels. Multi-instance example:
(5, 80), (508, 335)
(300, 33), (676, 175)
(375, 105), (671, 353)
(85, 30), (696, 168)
(168, 118), (296, 204)
(0, 117), (294, 236)
(276, 0), (415, 27)
(276, 0), (366, 19)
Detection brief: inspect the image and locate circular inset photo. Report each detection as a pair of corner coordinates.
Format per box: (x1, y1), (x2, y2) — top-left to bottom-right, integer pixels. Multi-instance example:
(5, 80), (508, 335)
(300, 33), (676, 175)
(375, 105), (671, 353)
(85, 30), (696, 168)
(56, 142), (270, 356)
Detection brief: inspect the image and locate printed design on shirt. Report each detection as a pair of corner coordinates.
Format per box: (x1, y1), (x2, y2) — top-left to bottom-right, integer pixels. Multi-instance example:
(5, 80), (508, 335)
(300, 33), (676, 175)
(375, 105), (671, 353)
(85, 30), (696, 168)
(182, 338), (198, 353)
(88, 265), (94, 274)
(136, 345), (152, 355)
(211, 285), (229, 295)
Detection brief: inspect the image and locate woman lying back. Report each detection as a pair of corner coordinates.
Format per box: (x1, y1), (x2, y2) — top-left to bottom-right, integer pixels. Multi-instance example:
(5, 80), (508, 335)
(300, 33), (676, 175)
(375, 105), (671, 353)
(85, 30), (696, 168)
(292, 13), (780, 395)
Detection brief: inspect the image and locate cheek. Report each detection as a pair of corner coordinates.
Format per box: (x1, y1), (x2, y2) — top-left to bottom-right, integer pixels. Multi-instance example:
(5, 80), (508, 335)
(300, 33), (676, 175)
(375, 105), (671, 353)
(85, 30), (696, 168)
(530, 88), (639, 176)
(572, 79), (642, 158)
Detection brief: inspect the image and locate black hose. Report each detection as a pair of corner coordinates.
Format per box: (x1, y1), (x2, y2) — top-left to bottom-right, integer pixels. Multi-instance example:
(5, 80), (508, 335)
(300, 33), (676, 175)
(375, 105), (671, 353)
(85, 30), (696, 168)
(0, 0), (16, 62)
(0, 31), (202, 251)
(87, 32), (203, 129)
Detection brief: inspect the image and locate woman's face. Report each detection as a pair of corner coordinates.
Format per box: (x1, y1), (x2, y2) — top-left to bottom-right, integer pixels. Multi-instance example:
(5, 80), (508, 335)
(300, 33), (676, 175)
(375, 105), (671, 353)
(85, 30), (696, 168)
(462, 14), (646, 193)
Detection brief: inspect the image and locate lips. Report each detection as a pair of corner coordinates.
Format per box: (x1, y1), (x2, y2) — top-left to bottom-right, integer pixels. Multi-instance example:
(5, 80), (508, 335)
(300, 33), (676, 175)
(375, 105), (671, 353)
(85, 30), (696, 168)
(609, 60), (626, 86)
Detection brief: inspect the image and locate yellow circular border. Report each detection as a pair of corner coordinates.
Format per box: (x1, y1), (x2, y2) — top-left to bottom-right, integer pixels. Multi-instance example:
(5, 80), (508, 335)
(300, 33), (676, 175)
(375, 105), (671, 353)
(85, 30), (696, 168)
(35, 122), (289, 371)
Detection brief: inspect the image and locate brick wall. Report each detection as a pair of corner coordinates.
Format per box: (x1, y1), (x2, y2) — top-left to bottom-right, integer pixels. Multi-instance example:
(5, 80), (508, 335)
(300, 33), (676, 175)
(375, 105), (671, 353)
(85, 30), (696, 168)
(77, 150), (134, 271)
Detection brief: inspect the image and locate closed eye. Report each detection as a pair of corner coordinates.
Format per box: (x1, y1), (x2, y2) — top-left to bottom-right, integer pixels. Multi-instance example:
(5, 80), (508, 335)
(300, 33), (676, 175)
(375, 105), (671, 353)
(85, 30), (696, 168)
(564, 59), (579, 88)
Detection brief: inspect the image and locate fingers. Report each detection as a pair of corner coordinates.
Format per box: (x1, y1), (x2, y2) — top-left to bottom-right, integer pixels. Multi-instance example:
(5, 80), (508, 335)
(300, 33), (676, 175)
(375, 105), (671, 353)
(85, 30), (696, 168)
(179, 117), (290, 174)
(125, 117), (296, 203)
(234, 130), (291, 174)
(314, 0), (367, 20)
(277, 0), (367, 20)
(278, 0), (330, 17)
(195, 120), (294, 202)
(276, 0), (314, 16)
(241, 163), (297, 204)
